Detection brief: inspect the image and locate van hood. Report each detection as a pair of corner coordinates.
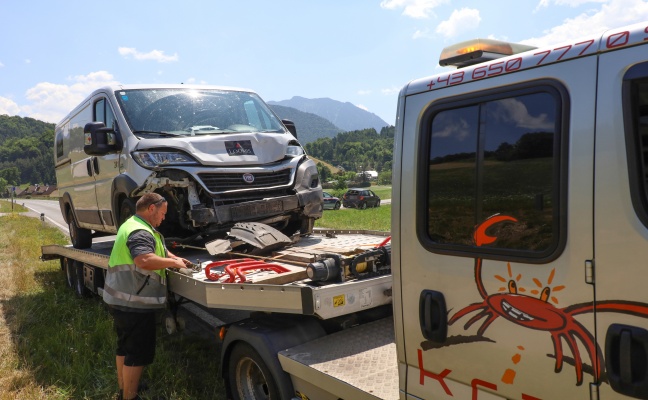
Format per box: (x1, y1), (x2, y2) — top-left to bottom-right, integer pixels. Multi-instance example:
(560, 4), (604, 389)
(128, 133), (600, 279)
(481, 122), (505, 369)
(133, 132), (295, 165)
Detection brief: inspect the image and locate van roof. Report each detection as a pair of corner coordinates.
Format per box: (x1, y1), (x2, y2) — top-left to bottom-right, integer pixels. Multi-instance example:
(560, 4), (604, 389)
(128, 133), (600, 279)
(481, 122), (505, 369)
(403, 20), (648, 97)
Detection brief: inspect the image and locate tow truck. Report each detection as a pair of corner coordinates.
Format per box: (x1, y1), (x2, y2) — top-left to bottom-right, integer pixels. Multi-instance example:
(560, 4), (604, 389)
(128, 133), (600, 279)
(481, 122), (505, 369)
(43, 19), (648, 400)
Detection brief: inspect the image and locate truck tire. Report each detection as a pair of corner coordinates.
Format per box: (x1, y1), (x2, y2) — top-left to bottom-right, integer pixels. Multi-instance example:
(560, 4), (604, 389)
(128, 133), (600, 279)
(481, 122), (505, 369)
(67, 210), (92, 249)
(63, 258), (75, 288)
(228, 342), (281, 400)
(73, 261), (91, 298)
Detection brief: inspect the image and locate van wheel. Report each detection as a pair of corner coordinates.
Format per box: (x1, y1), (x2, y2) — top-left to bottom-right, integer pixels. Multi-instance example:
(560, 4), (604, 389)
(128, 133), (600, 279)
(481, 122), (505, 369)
(119, 198), (136, 226)
(228, 342), (280, 400)
(67, 210), (92, 249)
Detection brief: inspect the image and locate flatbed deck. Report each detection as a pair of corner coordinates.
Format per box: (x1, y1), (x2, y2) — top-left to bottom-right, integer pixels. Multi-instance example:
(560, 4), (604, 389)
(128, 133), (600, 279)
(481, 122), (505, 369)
(41, 230), (392, 319)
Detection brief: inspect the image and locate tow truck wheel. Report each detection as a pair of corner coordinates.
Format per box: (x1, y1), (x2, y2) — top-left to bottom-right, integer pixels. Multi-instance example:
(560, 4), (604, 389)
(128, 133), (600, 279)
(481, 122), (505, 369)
(164, 310), (178, 335)
(73, 261), (91, 298)
(63, 258), (75, 288)
(228, 342), (280, 400)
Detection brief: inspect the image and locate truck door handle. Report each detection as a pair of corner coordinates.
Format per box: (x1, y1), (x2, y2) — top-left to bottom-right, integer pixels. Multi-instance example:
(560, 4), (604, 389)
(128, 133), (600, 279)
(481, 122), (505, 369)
(605, 323), (648, 398)
(419, 290), (447, 343)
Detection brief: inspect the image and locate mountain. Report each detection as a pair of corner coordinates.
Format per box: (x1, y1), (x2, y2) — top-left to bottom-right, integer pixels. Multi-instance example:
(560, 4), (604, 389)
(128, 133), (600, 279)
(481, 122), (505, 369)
(268, 96), (390, 133)
(269, 105), (342, 144)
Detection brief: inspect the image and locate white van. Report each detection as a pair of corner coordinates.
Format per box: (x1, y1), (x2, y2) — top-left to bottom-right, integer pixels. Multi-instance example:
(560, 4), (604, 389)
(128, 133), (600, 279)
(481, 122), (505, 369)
(54, 85), (322, 248)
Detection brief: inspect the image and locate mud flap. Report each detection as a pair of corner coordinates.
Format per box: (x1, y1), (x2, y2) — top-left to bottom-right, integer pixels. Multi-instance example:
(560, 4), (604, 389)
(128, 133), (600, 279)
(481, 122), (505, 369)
(229, 222), (292, 253)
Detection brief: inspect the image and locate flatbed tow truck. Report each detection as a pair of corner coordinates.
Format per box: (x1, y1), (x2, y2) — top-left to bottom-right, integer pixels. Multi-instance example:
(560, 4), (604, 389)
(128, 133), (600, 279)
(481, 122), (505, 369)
(41, 227), (397, 400)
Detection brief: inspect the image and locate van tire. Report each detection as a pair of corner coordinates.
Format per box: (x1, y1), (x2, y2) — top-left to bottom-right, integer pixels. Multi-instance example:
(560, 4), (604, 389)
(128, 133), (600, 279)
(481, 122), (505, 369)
(68, 210), (92, 249)
(119, 198), (136, 227)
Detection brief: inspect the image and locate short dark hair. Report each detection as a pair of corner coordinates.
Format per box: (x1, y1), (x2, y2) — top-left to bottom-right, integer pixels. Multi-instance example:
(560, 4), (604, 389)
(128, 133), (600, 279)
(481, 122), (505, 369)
(136, 193), (166, 212)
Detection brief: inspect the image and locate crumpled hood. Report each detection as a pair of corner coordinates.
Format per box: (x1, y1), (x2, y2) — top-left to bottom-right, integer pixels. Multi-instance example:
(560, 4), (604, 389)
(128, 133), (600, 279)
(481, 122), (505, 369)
(133, 132), (294, 165)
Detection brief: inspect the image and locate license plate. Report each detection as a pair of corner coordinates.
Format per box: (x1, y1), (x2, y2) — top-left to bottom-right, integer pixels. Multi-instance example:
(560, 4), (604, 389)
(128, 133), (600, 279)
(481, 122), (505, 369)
(231, 200), (284, 220)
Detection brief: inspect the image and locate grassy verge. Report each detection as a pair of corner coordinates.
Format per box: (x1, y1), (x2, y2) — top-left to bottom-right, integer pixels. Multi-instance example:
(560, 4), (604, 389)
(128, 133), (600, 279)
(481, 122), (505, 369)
(0, 215), (226, 399)
(316, 205), (391, 232)
(0, 200), (27, 213)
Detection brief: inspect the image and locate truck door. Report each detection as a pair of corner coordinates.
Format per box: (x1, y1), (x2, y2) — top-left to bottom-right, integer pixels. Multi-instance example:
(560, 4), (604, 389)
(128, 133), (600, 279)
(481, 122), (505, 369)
(397, 56), (598, 398)
(91, 97), (122, 229)
(594, 28), (648, 399)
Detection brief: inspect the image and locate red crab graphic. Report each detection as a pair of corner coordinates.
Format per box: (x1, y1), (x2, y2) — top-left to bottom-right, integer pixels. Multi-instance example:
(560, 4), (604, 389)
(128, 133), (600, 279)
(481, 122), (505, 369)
(448, 214), (648, 386)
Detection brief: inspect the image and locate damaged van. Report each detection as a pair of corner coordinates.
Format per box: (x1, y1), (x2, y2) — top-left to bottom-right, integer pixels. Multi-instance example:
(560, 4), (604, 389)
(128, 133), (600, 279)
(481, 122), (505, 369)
(54, 84), (323, 248)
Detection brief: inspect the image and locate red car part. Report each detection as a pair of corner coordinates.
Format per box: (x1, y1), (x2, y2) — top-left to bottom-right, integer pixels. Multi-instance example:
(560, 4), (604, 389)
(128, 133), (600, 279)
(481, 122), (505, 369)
(204, 258), (290, 283)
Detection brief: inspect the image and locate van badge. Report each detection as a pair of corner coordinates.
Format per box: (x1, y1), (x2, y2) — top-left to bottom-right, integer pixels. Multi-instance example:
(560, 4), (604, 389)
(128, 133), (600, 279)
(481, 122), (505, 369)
(242, 173), (255, 183)
(225, 140), (255, 156)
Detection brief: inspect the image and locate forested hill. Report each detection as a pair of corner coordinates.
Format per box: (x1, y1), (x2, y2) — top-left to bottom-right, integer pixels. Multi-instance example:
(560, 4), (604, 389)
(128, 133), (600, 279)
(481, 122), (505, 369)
(269, 105), (342, 144)
(0, 115), (55, 186)
(304, 126), (394, 173)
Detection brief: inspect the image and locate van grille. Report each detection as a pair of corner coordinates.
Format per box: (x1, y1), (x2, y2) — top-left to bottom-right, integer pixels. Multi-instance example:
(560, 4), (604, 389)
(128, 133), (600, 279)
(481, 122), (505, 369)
(198, 169), (293, 192)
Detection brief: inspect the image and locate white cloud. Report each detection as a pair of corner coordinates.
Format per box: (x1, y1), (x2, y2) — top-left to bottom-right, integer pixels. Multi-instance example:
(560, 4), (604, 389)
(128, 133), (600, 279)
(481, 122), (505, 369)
(535, 0), (607, 11)
(0, 61), (4, 68)
(118, 47), (179, 63)
(24, 59), (31, 64)
(357, 89), (373, 95)
(413, 28), (434, 39)
(524, 0), (648, 47)
(0, 97), (20, 116)
(380, 0), (449, 19)
(435, 8), (481, 38)
(184, 77), (208, 85)
(381, 87), (401, 95)
(21, 71), (119, 123)
(356, 104), (369, 111)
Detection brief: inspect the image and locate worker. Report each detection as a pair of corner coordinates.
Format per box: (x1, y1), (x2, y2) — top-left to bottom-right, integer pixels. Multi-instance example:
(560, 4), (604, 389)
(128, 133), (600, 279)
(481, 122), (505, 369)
(103, 193), (190, 400)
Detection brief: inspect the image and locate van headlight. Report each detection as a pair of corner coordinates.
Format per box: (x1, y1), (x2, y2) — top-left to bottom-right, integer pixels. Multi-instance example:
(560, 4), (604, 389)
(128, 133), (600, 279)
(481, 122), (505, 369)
(286, 145), (304, 157)
(132, 151), (199, 168)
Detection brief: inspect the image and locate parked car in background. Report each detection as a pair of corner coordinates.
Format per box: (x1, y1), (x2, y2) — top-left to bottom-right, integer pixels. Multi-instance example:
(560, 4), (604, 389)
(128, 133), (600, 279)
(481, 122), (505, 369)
(322, 191), (341, 210)
(342, 188), (380, 209)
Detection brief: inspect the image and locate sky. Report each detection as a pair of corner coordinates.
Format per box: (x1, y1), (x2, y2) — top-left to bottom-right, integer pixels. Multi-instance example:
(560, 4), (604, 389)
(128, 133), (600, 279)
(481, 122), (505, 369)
(1, 0), (648, 127)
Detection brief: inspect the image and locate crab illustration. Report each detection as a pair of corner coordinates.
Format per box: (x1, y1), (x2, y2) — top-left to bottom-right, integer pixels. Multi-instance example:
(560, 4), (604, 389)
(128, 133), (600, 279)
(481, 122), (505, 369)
(448, 214), (648, 386)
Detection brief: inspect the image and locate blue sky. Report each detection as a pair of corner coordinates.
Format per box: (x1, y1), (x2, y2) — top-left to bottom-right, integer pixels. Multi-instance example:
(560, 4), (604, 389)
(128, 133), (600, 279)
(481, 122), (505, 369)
(1, 0), (648, 126)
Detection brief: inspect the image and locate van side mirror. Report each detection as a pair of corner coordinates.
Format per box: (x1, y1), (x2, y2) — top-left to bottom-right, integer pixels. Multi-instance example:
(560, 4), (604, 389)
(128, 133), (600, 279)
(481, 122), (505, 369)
(83, 122), (122, 155)
(282, 119), (297, 138)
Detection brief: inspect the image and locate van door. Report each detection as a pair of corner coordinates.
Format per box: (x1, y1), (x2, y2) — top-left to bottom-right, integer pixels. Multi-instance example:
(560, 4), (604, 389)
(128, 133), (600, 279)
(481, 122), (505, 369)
(594, 33), (648, 399)
(398, 57), (597, 399)
(91, 97), (122, 230)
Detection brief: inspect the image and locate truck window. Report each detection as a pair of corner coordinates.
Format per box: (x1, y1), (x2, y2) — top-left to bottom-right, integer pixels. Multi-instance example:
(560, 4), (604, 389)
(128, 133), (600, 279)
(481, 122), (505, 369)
(624, 62), (648, 227)
(419, 83), (567, 261)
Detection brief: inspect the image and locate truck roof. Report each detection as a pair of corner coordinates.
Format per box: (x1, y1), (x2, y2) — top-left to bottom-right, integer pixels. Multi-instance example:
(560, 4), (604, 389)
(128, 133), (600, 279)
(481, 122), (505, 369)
(403, 20), (648, 97)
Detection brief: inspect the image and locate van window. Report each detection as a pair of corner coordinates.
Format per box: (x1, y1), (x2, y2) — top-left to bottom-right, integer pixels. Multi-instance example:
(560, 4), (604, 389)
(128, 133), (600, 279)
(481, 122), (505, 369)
(624, 62), (648, 227)
(114, 89), (285, 136)
(419, 83), (566, 261)
(55, 127), (64, 160)
(94, 98), (116, 129)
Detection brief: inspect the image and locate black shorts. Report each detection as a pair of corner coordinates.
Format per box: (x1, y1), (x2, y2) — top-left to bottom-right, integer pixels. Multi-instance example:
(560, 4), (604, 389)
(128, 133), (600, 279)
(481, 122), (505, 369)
(111, 308), (157, 366)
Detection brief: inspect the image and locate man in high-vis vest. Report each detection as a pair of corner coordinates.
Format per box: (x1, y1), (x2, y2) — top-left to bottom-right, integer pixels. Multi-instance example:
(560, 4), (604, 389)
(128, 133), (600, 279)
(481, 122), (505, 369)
(104, 193), (190, 400)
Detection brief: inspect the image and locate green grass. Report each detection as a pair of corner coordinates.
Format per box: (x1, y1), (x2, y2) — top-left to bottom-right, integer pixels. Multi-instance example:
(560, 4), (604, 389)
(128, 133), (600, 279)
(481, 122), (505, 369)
(0, 215), (226, 399)
(0, 200), (27, 213)
(316, 204), (391, 232)
(369, 185), (392, 200)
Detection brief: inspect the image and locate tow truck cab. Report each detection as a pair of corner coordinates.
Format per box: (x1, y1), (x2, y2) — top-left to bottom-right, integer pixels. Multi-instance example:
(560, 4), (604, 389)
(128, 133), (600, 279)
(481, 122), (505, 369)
(394, 21), (648, 399)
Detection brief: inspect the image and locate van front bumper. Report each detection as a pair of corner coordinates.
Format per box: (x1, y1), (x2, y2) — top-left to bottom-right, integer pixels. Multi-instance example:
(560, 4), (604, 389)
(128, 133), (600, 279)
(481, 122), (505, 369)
(189, 190), (322, 226)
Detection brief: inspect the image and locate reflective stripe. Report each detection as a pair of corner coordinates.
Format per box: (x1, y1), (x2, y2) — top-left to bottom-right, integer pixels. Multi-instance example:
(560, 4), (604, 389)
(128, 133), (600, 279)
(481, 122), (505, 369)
(103, 285), (166, 306)
(110, 263), (163, 284)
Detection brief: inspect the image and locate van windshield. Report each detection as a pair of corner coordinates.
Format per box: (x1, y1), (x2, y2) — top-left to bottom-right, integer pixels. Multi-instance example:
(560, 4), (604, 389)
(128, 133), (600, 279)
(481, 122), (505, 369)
(114, 88), (286, 136)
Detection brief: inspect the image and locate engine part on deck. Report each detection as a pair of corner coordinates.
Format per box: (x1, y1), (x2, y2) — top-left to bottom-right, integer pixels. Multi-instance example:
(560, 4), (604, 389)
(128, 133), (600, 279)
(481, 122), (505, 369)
(205, 238), (233, 255)
(307, 240), (392, 283)
(306, 254), (343, 282)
